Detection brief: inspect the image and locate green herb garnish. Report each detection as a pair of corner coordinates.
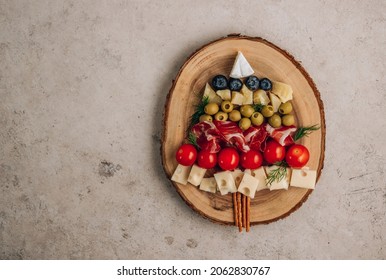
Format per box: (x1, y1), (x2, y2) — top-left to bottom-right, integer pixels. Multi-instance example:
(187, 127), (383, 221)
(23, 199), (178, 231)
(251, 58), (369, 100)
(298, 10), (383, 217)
(266, 161), (288, 186)
(294, 125), (320, 141)
(189, 96), (209, 128)
(253, 103), (264, 113)
(187, 132), (199, 149)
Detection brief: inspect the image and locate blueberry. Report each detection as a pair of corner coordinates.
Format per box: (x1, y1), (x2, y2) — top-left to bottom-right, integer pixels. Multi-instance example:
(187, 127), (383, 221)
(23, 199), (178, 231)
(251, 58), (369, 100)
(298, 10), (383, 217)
(212, 75), (228, 90)
(245, 76), (260, 91)
(259, 78), (272, 91)
(228, 78), (243, 91)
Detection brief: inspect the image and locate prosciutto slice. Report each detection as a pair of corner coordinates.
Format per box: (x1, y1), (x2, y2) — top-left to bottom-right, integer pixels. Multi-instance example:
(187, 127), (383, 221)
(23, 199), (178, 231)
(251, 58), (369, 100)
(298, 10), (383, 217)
(243, 126), (268, 152)
(265, 124), (297, 146)
(213, 120), (250, 152)
(191, 121), (222, 153)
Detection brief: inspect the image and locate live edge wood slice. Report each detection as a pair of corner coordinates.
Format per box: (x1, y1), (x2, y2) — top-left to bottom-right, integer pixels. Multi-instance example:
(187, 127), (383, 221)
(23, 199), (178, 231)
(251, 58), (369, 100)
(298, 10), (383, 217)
(162, 35), (326, 226)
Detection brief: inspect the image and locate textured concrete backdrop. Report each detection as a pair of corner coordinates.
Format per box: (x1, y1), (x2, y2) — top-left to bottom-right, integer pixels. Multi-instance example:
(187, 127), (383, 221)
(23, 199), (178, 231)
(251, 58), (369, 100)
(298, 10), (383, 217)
(0, 0), (385, 259)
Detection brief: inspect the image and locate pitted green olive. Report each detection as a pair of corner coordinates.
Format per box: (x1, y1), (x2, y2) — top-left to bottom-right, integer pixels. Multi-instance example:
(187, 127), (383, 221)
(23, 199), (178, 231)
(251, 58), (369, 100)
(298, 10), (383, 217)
(199, 114), (213, 122)
(250, 112), (264, 126)
(240, 105), (254, 118)
(261, 105), (274, 117)
(239, 118), (251, 130)
(282, 114), (295, 126)
(214, 111), (228, 121)
(204, 103), (219, 115)
(278, 102), (293, 115)
(268, 113), (281, 128)
(229, 110), (241, 122)
(221, 101), (233, 113)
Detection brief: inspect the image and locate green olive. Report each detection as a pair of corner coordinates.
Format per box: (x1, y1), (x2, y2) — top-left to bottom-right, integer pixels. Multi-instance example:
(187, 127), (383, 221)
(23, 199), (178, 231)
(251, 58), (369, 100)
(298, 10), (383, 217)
(278, 102), (293, 115)
(204, 103), (219, 115)
(250, 112), (264, 126)
(221, 101), (233, 113)
(282, 114), (295, 126)
(239, 118), (251, 130)
(268, 113), (282, 128)
(214, 111), (228, 121)
(199, 114), (213, 122)
(240, 105), (254, 118)
(261, 105), (274, 117)
(229, 110), (241, 122)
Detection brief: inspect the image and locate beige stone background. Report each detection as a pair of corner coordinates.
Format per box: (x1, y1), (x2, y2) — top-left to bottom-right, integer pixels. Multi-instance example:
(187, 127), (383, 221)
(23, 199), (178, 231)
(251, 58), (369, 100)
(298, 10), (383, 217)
(0, 0), (385, 259)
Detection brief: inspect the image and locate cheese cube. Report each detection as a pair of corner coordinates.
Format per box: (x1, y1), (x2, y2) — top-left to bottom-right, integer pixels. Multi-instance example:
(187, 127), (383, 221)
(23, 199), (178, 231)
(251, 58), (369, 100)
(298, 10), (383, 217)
(231, 169), (244, 187)
(199, 177), (217, 193)
(214, 171), (237, 195)
(241, 85), (253, 105)
(171, 164), (192, 185)
(231, 91), (244, 105)
(248, 167), (269, 192)
(187, 164), (206, 186)
(265, 166), (291, 190)
(290, 168), (317, 189)
(203, 83), (222, 105)
(238, 173), (260, 198)
(253, 89), (270, 105)
(216, 89), (231, 101)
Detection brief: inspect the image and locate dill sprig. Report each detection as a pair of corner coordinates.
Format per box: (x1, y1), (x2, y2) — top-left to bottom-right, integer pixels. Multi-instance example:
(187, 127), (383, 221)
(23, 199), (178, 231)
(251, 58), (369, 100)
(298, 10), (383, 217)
(253, 103), (264, 113)
(189, 96), (209, 128)
(266, 161), (288, 186)
(294, 124), (320, 141)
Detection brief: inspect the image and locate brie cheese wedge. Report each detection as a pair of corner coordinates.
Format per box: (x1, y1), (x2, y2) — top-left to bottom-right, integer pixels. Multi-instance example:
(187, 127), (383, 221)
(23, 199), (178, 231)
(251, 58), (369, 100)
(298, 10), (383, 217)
(230, 51), (254, 79)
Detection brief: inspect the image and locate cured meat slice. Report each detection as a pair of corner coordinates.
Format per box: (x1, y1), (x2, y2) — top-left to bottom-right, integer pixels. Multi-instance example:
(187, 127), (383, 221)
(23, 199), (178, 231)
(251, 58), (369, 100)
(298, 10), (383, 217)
(191, 121), (222, 153)
(243, 126), (268, 152)
(213, 120), (250, 152)
(265, 124), (296, 146)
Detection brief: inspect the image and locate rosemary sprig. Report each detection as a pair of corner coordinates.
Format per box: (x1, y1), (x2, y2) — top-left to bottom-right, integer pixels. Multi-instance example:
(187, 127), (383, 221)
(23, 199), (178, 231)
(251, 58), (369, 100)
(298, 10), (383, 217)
(189, 96), (209, 128)
(266, 161), (288, 186)
(187, 132), (199, 149)
(294, 124), (320, 141)
(253, 103), (264, 113)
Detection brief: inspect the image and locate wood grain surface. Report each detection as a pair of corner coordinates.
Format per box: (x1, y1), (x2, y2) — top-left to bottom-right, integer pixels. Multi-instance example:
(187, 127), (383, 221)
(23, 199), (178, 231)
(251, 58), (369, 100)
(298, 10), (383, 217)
(162, 35), (325, 226)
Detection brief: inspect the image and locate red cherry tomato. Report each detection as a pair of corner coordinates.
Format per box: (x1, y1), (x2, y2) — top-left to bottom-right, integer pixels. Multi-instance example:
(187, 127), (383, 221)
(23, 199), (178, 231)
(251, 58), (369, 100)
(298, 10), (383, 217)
(264, 140), (285, 164)
(197, 150), (217, 169)
(240, 150), (263, 169)
(218, 147), (239, 171)
(285, 144), (310, 168)
(175, 144), (197, 166)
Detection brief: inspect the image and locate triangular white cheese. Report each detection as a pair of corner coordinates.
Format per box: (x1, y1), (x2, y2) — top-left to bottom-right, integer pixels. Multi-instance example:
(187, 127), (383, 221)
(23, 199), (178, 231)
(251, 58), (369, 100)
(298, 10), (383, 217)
(230, 51), (254, 78)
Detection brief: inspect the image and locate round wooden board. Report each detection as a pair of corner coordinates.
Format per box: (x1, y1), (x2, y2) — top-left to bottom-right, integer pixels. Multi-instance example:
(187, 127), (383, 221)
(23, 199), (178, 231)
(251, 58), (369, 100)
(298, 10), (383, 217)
(162, 35), (325, 225)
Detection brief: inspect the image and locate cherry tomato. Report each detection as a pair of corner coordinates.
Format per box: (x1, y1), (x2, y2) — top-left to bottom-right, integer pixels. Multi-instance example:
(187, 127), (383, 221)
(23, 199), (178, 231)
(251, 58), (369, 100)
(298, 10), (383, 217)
(285, 144), (310, 168)
(263, 140), (285, 164)
(218, 147), (239, 170)
(240, 150), (263, 169)
(197, 150), (217, 169)
(175, 144), (197, 166)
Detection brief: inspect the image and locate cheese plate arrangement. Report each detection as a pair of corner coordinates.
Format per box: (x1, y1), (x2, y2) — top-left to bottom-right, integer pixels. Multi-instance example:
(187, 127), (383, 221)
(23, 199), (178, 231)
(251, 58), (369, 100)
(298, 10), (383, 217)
(162, 35), (325, 231)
